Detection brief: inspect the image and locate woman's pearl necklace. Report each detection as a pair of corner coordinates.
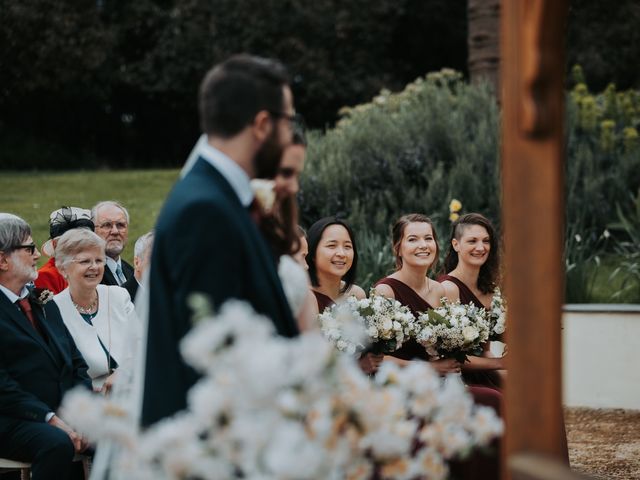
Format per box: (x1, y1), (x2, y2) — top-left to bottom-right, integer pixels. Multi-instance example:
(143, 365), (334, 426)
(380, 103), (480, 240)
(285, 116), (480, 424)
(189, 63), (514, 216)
(72, 293), (98, 314)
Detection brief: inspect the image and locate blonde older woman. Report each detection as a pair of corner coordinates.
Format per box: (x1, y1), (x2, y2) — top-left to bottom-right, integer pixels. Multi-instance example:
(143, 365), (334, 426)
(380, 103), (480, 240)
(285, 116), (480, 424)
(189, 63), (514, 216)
(53, 228), (139, 393)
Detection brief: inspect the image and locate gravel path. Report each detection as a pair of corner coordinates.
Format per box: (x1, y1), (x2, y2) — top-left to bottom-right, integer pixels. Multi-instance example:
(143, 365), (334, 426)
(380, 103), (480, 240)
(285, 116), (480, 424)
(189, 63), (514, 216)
(566, 407), (640, 479)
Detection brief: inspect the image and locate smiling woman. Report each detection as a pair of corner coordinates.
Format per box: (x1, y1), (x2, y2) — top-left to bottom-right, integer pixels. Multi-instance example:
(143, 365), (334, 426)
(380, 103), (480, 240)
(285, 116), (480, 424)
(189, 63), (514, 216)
(439, 213), (505, 390)
(53, 228), (139, 394)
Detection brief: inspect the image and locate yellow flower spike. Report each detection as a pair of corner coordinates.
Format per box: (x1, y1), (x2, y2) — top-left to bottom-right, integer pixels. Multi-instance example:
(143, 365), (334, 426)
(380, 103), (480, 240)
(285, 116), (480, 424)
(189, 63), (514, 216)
(449, 199), (462, 213)
(449, 212), (460, 222)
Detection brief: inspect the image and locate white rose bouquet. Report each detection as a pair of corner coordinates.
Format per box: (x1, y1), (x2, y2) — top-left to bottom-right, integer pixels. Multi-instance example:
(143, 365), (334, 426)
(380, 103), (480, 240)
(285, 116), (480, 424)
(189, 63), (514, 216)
(318, 296), (366, 354)
(319, 293), (417, 355)
(488, 287), (506, 340)
(416, 298), (490, 363)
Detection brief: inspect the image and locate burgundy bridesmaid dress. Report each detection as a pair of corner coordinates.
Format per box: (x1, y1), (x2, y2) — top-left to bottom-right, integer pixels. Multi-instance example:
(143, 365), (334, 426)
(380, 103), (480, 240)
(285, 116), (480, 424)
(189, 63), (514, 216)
(439, 274), (503, 390)
(375, 276), (502, 480)
(313, 290), (335, 313)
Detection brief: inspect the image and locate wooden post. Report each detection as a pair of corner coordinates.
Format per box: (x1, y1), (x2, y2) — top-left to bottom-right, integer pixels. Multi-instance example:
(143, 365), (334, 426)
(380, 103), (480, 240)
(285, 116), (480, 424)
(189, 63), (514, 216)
(501, 0), (571, 478)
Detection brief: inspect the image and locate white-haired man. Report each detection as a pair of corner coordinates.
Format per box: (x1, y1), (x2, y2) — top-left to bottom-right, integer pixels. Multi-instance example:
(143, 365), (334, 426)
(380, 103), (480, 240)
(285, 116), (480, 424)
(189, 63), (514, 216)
(91, 201), (134, 286)
(122, 231), (153, 303)
(0, 213), (91, 480)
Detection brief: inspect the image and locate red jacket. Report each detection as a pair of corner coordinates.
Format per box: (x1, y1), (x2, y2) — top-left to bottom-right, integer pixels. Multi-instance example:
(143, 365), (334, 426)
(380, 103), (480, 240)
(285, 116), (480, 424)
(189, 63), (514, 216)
(35, 257), (67, 294)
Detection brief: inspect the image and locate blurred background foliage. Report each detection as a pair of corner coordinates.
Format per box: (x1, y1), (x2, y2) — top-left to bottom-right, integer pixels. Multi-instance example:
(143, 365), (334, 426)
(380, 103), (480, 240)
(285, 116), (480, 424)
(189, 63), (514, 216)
(1, 0), (639, 303)
(1, 0), (639, 168)
(298, 68), (640, 302)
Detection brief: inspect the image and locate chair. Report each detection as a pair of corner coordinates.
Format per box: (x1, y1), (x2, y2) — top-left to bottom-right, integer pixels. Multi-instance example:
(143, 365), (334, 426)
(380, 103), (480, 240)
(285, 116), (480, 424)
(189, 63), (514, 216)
(0, 458), (30, 480)
(0, 454), (91, 479)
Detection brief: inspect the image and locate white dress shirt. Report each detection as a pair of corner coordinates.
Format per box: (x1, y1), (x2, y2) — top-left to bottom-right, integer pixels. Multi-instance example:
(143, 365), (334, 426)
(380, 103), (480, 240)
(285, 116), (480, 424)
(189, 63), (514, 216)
(181, 135), (254, 207)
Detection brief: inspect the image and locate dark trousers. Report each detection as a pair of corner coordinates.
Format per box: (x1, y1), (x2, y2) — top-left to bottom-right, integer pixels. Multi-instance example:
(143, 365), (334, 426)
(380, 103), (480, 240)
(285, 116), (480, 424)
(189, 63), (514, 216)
(0, 420), (75, 480)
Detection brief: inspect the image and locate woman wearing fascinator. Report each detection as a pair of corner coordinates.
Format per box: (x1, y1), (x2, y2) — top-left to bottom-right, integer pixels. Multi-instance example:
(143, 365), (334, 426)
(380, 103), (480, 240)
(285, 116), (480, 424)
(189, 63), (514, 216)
(35, 206), (95, 294)
(250, 129), (317, 332)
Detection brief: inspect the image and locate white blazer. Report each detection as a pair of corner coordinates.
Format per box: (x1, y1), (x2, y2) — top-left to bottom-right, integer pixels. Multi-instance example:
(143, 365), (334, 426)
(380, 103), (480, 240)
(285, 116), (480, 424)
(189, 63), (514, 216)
(54, 285), (139, 389)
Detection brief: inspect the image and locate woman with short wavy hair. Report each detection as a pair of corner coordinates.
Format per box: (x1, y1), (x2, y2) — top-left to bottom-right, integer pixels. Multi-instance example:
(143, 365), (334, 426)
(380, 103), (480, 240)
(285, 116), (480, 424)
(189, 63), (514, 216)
(54, 228), (139, 394)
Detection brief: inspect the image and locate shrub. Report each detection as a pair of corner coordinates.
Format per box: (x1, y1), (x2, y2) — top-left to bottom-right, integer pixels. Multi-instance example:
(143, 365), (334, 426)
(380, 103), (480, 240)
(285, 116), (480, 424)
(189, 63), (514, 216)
(300, 67), (640, 301)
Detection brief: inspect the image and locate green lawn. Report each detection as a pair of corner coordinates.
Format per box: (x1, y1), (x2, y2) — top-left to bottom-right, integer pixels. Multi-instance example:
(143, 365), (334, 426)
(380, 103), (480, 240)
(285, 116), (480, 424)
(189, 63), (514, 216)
(0, 169), (180, 265)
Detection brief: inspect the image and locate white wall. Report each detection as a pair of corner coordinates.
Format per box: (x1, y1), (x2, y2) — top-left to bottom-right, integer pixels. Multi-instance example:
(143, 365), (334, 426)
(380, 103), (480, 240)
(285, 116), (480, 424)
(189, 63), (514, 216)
(563, 305), (640, 410)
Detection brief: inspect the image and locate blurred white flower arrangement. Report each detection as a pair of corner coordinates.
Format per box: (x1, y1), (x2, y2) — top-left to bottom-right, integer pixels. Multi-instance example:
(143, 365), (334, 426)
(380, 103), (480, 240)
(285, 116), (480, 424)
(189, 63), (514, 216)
(318, 292), (417, 355)
(62, 298), (502, 479)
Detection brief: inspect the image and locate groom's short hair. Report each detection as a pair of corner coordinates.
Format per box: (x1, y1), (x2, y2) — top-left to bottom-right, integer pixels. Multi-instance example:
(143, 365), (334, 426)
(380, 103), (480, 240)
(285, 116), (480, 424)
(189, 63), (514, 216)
(198, 54), (290, 139)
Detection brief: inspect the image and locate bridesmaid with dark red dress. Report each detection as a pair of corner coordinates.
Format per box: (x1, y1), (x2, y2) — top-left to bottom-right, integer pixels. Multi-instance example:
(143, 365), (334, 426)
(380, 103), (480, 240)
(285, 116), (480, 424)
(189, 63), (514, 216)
(439, 213), (505, 390)
(374, 213), (502, 479)
(306, 216), (382, 374)
(441, 213), (570, 463)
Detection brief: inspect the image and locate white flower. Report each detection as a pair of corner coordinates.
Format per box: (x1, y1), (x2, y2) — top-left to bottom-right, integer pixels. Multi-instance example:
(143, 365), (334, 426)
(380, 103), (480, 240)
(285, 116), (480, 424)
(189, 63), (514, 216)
(575, 234), (582, 242)
(60, 298), (502, 478)
(462, 326), (479, 343)
(250, 178), (276, 212)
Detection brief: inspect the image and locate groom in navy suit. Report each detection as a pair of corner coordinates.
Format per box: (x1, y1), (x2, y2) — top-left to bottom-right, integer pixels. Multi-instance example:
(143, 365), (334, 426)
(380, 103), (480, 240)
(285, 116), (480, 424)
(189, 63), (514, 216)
(141, 55), (300, 426)
(0, 214), (92, 480)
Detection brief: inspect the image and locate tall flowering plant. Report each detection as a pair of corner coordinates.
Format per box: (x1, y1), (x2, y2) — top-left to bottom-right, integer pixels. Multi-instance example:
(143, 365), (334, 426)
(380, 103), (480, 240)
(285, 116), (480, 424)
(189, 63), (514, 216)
(319, 292), (417, 354)
(416, 298), (490, 363)
(488, 288), (506, 340)
(61, 298), (502, 480)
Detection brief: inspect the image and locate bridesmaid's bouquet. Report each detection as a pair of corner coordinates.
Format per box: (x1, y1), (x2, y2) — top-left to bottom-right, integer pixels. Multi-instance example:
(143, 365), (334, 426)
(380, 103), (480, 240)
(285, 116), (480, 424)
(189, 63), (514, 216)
(488, 287), (507, 340)
(319, 293), (417, 354)
(416, 298), (490, 362)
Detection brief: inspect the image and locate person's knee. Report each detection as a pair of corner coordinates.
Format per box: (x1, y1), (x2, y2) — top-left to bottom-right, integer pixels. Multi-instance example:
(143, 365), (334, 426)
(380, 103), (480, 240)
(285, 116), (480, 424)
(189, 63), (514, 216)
(39, 428), (74, 462)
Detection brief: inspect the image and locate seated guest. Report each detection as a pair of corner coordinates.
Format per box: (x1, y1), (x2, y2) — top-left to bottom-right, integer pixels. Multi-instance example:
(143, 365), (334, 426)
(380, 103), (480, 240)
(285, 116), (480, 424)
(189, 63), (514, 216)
(35, 207), (94, 294)
(91, 201), (134, 287)
(53, 229), (139, 394)
(306, 216), (382, 374)
(439, 213), (506, 389)
(0, 213), (91, 480)
(122, 231), (154, 304)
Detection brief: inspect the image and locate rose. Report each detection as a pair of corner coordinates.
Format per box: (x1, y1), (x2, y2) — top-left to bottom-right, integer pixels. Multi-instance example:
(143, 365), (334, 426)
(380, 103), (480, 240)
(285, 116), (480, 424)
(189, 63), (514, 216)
(462, 326), (479, 343)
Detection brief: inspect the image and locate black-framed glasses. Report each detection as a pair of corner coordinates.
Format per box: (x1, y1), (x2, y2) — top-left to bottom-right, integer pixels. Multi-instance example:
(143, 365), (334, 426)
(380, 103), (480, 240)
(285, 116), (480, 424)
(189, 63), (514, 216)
(10, 243), (37, 255)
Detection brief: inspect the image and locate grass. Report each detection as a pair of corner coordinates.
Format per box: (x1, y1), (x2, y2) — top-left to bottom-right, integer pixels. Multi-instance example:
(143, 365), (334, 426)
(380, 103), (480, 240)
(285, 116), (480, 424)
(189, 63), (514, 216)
(0, 169), (180, 265)
(1, 169), (638, 303)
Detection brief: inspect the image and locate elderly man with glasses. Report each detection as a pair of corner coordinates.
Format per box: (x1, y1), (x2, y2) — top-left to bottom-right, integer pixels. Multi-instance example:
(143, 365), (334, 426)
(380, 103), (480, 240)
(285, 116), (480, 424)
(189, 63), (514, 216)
(0, 213), (91, 480)
(91, 201), (134, 287)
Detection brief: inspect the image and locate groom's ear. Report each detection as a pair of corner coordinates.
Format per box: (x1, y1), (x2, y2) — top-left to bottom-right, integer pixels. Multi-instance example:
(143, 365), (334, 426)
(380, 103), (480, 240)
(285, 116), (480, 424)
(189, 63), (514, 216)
(251, 110), (273, 143)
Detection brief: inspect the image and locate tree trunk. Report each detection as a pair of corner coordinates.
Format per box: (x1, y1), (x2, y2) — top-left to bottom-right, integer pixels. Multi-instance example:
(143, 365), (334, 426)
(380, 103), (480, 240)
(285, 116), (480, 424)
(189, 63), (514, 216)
(468, 0), (500, 93)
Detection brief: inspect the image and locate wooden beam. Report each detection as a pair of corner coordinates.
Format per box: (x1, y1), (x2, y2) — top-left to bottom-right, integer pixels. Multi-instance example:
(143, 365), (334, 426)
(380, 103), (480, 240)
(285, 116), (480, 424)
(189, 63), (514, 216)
(501, 0), (570, 478)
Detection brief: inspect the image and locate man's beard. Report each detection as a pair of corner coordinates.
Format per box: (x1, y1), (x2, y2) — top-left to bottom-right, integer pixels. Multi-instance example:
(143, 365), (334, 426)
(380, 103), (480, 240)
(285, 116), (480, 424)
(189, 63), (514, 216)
(253, 127), (284, 179)
(14, 256), (37, 283)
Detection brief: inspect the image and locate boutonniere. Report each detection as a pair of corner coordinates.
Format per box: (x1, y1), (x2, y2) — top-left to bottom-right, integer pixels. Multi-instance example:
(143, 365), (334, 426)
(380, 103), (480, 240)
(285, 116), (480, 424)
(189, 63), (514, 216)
(30, 287), (54, 306)
(250, 179), (276, 214)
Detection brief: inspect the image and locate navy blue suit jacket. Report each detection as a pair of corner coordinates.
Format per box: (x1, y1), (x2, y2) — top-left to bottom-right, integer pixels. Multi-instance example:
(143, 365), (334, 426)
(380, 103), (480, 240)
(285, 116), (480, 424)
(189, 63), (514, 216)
(0, 289), (91, 434)
(101, 259), (134, 287)
(142, 157), (299, 426)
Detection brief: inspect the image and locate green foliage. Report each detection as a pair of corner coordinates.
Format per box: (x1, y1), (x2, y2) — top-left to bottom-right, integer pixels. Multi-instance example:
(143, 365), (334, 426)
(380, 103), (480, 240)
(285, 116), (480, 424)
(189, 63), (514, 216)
(607, 190), (640, 301)
(300, 68), (640, 301)
(300, 70), (500, 290)
(0, 169), (179, 266)
(0, 0), (467, 168)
